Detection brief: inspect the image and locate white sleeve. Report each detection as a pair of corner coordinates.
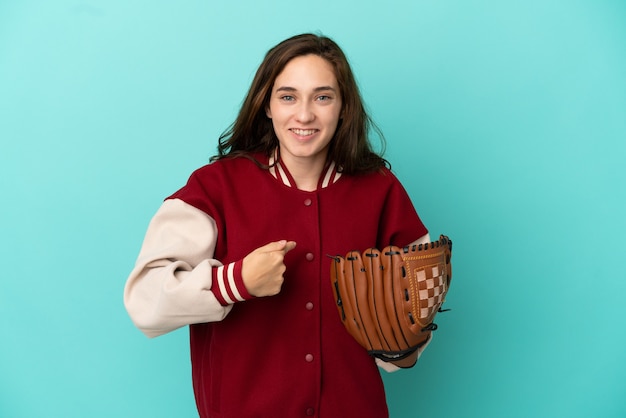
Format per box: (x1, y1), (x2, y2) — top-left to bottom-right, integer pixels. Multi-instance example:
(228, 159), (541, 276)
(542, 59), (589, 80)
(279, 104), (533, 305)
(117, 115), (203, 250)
(410, 232), (431, 247)
(376, 334), (433, 372)
(124, 198), (233, 338)
(378, 232), (433, 373)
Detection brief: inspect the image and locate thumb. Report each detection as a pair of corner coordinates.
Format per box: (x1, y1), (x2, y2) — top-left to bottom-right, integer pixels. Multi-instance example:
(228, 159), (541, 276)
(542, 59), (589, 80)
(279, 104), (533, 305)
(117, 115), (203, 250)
(258, 240), (290, 253)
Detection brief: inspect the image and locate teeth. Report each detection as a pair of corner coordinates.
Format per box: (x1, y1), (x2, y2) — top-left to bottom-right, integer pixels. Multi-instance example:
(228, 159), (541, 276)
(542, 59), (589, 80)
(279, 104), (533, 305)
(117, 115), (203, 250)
(292, 129), (316, 136)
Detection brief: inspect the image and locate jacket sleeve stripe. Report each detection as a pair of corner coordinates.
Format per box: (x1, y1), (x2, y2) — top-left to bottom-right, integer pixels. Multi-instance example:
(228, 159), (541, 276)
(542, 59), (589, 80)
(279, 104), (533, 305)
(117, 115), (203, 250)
(214, 265), (234, 305)
(212, 260), (252, 306)
(226, 262), (244, 302)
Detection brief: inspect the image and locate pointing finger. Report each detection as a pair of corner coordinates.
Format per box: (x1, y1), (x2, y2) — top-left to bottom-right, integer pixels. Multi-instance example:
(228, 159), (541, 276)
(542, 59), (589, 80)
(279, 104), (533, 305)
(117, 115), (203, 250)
(283, 241), (297, 253)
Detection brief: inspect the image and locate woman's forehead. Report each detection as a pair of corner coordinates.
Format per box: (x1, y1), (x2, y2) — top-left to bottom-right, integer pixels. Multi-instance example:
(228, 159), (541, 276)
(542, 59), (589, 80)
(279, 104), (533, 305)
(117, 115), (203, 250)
(273, 55), (338, 91)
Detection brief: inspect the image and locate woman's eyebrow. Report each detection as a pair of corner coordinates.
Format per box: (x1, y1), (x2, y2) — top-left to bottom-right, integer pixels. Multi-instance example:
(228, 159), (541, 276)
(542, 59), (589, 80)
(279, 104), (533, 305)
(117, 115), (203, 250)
(314, 86), (337, 92)
(275, 86), (337, 93)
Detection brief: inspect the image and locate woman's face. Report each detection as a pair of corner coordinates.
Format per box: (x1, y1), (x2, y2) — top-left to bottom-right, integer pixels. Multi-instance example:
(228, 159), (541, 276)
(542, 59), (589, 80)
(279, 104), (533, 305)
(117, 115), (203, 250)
(266, 54), (342, 169)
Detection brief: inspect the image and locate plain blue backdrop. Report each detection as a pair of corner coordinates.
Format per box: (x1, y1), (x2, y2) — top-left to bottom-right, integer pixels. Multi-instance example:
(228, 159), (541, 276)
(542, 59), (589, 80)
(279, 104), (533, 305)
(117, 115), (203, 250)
(1, 1), (625, 417)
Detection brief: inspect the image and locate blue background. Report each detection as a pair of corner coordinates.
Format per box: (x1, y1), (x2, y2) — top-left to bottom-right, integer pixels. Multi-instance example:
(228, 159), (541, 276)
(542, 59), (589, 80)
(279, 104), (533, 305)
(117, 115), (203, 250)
(1, 1), (625, 417)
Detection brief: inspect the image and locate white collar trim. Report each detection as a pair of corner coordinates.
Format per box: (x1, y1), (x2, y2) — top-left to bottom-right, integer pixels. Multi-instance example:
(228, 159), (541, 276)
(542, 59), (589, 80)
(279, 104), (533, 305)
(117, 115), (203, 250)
(268, 150), (342, 189)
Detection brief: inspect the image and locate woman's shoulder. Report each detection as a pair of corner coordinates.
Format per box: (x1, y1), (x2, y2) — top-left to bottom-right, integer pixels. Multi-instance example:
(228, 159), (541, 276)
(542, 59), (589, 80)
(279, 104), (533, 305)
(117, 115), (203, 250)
(347, 165), (402, 186)
(169, 154), (268, 209)
(191, 153), (268, 178)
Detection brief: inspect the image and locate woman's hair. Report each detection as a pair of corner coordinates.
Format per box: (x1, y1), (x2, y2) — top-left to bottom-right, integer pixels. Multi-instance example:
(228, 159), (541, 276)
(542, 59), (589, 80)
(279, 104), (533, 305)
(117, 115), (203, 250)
(212, 33), (388, 174)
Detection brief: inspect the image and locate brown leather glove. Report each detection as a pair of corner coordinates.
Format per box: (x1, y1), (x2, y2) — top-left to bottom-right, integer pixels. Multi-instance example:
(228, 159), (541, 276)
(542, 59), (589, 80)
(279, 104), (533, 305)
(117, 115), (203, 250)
(330, 235), (452, 367)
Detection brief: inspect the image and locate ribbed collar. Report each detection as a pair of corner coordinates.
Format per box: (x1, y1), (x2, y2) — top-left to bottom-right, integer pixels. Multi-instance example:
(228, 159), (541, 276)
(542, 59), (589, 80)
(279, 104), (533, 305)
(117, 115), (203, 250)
(267, 148), (342, 190)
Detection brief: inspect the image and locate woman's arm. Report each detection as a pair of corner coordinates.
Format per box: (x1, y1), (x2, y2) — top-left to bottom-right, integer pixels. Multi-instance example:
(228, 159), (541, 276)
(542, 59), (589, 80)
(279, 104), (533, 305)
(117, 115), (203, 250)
(123, 199), (251, 338)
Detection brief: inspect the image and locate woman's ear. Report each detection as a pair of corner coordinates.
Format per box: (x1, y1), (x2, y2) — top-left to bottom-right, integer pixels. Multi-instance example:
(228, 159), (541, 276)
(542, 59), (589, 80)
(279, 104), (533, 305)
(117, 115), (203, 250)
(266, 106), (272, 119)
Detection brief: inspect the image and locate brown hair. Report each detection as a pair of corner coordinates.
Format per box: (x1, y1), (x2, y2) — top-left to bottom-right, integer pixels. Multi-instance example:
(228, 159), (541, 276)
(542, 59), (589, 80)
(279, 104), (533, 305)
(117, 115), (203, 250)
(212, 33), (388, 174)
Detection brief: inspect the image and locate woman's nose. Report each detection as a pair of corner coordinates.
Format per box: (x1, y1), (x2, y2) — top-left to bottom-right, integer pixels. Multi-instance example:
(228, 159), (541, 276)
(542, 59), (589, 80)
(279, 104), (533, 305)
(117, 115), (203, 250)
(295, 103), (315, 123)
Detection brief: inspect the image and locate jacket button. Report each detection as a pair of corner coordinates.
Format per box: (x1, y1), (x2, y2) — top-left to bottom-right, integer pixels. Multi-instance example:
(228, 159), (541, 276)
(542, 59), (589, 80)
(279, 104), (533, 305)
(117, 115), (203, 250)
(305, 354), (314, 362)
(306, 407), (315, 416)
(304, 198), (312, 206)
(305, 302), (314, 311)
(305, 253), (314, 261)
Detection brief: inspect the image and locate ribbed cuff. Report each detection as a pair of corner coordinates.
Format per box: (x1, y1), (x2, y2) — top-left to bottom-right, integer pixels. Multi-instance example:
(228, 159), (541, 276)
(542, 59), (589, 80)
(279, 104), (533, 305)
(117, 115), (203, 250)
(211, 260), (254, 306)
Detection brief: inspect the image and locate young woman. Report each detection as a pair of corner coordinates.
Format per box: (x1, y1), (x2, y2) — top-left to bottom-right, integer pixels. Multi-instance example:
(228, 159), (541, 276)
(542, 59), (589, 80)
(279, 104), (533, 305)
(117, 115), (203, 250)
(124, 33), (431, 418)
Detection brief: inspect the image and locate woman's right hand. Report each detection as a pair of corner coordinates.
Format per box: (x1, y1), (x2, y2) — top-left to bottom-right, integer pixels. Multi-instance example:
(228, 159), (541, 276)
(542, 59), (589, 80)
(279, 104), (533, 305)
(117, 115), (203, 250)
(242, 240), (297, 297)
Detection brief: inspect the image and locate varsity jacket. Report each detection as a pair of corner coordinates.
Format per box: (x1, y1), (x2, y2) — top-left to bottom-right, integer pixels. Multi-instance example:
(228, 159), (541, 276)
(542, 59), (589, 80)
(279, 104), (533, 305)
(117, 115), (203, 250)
(124, 153), (429, 418)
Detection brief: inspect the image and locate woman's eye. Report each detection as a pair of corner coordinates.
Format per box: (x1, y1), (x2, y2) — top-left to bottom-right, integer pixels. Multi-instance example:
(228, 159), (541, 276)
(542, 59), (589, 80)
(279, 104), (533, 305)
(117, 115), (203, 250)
(280, 95), (295, 102)
(317, 95), (331, 101)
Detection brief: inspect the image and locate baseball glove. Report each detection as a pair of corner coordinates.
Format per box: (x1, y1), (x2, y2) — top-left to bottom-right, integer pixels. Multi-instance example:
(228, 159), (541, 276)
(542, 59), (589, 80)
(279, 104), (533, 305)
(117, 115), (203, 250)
(330, 235), (452, 365)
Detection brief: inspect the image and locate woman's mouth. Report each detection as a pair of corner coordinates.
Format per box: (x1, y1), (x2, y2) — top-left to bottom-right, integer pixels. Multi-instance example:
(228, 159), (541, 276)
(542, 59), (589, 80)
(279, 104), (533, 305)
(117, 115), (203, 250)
(291, 128), (318, 137)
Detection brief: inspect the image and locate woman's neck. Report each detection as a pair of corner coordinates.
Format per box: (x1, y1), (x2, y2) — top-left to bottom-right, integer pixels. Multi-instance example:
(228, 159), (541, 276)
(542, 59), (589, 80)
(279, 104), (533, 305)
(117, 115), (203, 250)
(279, 151), (327, 192)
